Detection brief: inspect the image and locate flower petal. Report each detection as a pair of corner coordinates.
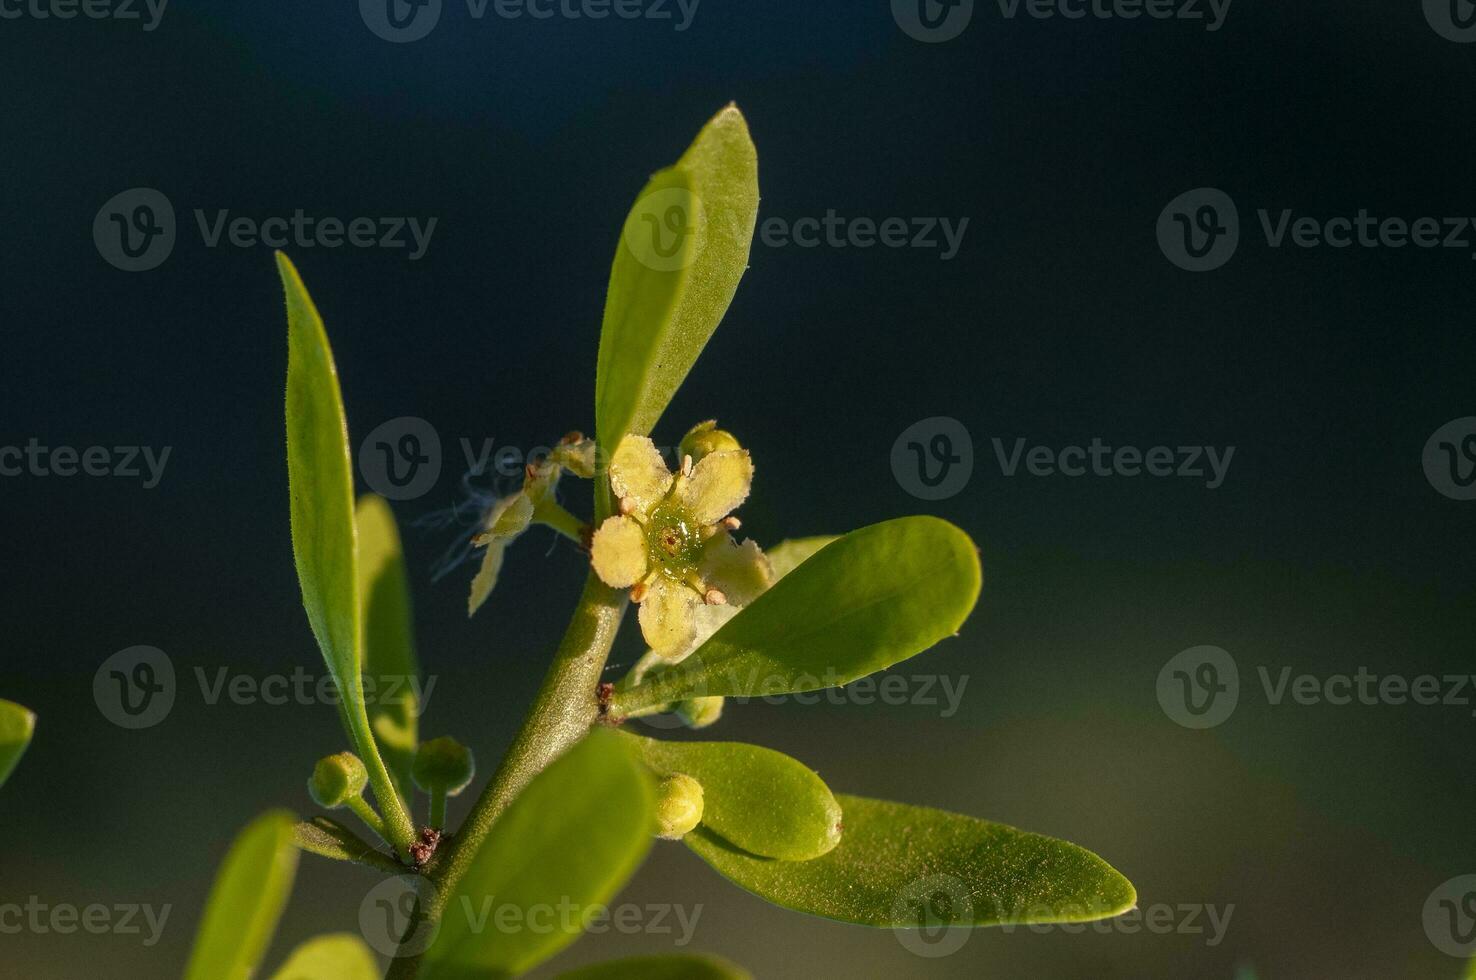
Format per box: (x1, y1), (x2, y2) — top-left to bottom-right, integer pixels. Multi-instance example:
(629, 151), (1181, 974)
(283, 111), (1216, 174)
(589, 515), (649, 588)
(467, 539), (507, 616)
(638, 576), (699, 656)
(699, 532), (773, 606)
(676, 449), (753, 525)
(609, 435), (672, 514)
(486, 492), (535, 541)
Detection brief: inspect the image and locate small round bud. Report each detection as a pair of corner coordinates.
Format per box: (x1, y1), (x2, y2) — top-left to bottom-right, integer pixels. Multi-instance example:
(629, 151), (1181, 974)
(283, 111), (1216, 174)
(675, 696), (724, 730)
(655, 773), (704, 840)
(308, 752), (368, 809)
(413, 737), (475, 796)
(679, 420), (741, 464)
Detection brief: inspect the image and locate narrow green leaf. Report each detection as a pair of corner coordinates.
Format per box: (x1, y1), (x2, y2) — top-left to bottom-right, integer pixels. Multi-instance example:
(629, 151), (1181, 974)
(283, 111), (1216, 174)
(615, 731), (841, 860)
(612, 517), (981, 714)
(687, 794), (1136, 928)
(268, 933), (380, 980)
(356, 493), (420, 798)
(0, 700), (35, 790)
(282, 251), (361, 702)
(291, 817), (404, 875)
(422, 730), (656, 979)
(556, 954), (751, 980)
(279, 252), (414, 855)
(184, 810), (300, 980)
(594, 104), (759, 462)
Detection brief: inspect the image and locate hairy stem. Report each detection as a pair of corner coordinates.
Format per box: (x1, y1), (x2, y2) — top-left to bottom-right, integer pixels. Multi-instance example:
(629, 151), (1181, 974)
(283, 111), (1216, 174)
(384, 572), (627, 978)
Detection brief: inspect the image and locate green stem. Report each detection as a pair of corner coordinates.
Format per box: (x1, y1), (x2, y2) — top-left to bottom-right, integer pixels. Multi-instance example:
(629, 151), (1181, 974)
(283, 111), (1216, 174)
(344, 680), (418, 860)
(532, 497), (589, 544)
(346, 796), (389, 844)
(429, 789), (446, 831)
(384, 572), (627, 979)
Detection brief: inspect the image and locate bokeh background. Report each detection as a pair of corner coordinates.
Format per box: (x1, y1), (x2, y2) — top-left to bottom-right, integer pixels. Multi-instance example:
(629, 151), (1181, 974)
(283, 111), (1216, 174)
(3, 1), (1475, 976)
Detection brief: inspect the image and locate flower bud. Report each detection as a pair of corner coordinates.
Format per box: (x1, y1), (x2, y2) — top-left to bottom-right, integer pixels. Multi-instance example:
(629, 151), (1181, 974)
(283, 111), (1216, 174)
(413, 736), (475, 796)
(679, 420), (741, 464)
(675, 696), (724, 730)
(308, 752), (369, 809)
(655, 773), (704, 840)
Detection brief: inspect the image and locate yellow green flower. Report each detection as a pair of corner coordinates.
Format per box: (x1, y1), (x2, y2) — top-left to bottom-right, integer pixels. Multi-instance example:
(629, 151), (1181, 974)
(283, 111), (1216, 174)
(590, 427), (772, 656)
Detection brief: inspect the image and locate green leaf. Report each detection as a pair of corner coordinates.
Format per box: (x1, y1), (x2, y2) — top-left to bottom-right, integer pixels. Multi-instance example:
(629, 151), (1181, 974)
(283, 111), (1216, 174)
(184, 810), (300, 980)
(687, 794), (1135, 928)
(612, 517), (981, 714)
(555, 954), (751, 980)
(279, 252), (414, 855)
(594, 104), (759, 465)
(615, 730), (841, 860)
(765, 535), (838, 579)
(356, 493), (420, 798)
(422, 730), (656, 979)
(0, 700), (35, 790)
(268, 933), (380, 980)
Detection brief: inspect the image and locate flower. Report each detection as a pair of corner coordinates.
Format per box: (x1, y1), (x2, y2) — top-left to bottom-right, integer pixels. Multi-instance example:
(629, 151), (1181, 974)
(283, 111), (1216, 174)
(467, 432), (596, 616)
(590, 425), (772, 656)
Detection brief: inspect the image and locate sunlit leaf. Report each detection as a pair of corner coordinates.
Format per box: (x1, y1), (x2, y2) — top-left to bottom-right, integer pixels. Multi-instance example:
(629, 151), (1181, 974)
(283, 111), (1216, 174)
(279, 253), (413, 854)
(268, 933), (380, 980)
(616, 731), (840, 860)
(183, 810), (300, 980)
(555, 953), (751, 979)
(0, 700), (35, 790)
(594, 105), (759, 472)
(688, 794), (1135, 928)
(764, 535), (838, 579)
(612, 517), (980, 714)
(421, 730), (655, 979)
(356, 494), (420, 798)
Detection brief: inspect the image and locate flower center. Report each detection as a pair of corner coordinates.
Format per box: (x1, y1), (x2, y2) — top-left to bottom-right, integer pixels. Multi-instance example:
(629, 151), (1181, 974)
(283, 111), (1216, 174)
(646, 502), (701, 574)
